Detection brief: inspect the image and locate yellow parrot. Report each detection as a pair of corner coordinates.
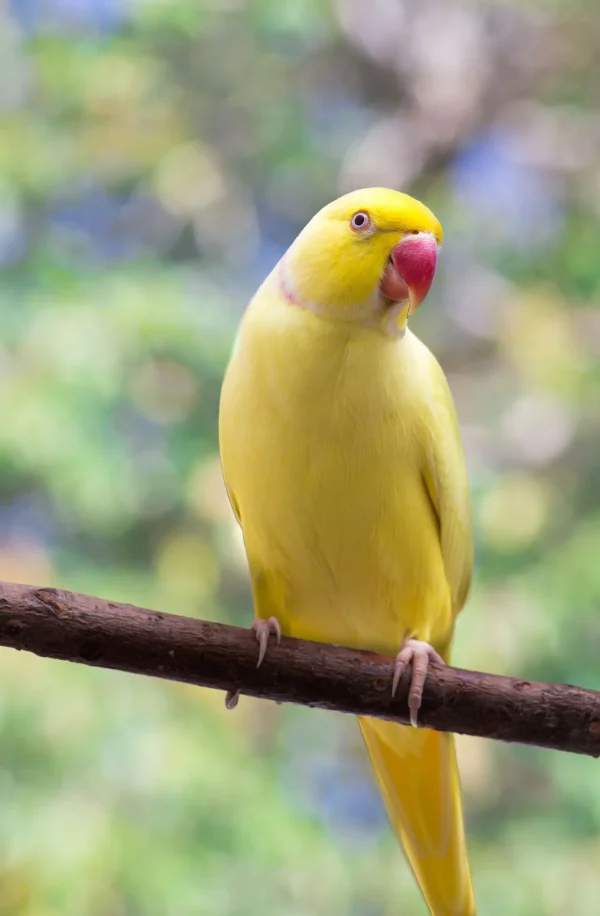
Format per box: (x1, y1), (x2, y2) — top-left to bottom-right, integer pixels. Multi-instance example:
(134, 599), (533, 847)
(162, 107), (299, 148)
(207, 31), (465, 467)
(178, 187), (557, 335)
(219, 187), (475, 915)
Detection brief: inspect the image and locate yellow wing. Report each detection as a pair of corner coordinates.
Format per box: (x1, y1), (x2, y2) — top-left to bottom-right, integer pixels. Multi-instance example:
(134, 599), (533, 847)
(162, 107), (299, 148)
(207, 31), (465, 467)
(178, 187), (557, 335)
(358, 344), (475, 916)
(421, 349), (473, 619)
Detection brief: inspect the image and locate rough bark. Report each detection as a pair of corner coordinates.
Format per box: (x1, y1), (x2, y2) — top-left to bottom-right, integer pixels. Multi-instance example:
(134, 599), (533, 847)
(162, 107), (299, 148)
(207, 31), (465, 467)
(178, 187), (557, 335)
(0, 580), (598, 756)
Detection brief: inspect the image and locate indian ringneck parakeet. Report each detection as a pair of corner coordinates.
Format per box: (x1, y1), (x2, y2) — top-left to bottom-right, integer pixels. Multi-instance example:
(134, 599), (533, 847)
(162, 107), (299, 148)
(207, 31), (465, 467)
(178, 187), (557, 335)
(219, 188), (476, 915)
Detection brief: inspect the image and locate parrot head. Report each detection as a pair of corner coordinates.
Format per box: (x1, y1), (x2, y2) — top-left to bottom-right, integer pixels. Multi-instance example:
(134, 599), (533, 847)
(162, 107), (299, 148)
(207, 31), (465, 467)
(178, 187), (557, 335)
(279, 188), (442, 337)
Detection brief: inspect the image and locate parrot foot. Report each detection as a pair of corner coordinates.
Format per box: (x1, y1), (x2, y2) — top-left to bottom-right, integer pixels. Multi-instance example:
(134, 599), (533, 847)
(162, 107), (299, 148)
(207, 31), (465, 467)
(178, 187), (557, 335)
(224, 616), (282, 710)
(252, 616), (282, 667)
(392, 638), (444, 728)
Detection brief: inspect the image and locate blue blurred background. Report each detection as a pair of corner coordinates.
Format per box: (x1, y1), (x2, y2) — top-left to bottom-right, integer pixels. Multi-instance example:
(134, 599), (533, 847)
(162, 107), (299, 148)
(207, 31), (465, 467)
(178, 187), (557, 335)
(1, 0), (600, 913)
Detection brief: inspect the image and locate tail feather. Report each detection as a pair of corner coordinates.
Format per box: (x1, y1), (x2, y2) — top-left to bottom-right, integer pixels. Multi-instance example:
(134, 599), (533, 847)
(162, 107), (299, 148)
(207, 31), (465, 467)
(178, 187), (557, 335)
(359, 717), (475, 916)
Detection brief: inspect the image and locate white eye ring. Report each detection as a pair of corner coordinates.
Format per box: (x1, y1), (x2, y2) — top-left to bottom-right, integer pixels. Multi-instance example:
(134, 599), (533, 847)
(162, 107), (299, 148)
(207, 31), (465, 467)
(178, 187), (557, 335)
(350, 210), (371, 232)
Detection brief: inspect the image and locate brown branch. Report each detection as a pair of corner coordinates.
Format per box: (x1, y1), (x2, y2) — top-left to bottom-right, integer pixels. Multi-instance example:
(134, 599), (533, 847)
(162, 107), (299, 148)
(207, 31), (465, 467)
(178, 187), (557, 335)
(0, 580), (598, 756)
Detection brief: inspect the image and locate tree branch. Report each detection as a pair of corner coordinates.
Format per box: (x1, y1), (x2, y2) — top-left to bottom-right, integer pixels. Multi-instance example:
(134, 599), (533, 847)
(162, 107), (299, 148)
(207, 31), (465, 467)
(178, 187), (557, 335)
(0, 580), (598, 756)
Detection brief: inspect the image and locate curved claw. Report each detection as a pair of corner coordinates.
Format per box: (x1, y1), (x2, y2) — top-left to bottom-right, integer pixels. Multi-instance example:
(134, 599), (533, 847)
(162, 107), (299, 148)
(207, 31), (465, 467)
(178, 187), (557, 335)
(225, 690), (240, 709)
(252, 616), (282, 668)
(224, 616), (283, 710)
(392, 638), (444, 728)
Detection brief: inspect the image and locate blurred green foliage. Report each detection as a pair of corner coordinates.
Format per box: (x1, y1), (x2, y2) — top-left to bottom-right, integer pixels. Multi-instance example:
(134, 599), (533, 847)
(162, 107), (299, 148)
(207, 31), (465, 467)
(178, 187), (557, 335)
(1, 0), (600, 913)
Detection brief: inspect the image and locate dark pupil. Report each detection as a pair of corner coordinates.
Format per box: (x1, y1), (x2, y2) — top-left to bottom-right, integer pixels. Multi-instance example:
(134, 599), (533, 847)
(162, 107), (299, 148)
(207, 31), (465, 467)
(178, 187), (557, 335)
(354, 213), (365, 227)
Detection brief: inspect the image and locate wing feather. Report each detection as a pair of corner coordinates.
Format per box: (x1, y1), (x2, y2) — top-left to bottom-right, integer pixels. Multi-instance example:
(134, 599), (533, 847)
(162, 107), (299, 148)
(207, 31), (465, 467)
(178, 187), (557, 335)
(421, 351), (473, 617)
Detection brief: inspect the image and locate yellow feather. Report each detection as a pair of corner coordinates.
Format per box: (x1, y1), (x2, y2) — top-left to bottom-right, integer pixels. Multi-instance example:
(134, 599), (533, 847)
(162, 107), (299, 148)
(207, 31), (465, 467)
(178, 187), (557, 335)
(359, 720), (474, 915)
(219, 188), (475, 915)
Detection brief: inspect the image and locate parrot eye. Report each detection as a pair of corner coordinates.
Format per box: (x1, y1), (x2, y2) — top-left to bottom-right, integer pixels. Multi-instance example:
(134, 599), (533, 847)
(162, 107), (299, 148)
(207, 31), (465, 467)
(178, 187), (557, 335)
(350, 211), (371, 232)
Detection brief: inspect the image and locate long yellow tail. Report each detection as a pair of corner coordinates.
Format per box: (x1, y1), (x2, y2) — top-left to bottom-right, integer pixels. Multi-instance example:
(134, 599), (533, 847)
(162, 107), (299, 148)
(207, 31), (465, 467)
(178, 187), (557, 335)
(359, 717), (475, 916)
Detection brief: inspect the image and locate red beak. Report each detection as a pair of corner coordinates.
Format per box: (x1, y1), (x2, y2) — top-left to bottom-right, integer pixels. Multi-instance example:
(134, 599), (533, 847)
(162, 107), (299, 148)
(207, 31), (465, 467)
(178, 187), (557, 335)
(386, 234), (438, 314)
